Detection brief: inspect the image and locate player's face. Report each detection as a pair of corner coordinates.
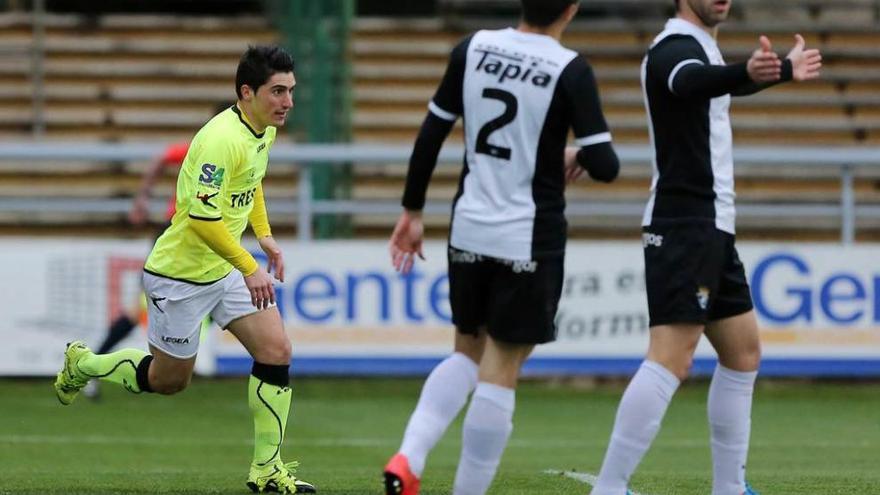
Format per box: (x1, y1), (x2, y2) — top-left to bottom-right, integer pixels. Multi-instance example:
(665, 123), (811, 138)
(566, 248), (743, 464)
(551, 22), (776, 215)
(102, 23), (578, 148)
(253, 72), (296, 128)
(685, 0), (731, 27)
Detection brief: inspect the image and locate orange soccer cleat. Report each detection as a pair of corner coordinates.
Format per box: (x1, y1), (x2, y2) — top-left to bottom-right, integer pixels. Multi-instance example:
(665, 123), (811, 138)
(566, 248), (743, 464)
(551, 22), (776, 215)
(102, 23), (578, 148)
(383, 453), (420, 495)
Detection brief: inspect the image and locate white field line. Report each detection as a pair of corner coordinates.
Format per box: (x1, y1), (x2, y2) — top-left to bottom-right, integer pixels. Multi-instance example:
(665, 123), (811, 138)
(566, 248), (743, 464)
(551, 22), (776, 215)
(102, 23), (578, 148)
(1, 434), (874, 449)
(0, 434), (389, 447)
(544, 469), (651, 495)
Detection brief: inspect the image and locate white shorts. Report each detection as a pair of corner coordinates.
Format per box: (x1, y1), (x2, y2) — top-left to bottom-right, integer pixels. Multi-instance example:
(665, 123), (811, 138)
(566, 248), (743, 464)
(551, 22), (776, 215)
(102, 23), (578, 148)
(142, 270), (272, 359)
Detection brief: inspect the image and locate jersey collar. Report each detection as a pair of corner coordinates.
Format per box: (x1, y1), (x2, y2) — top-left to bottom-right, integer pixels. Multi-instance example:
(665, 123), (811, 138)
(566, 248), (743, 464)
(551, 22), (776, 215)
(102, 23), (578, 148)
(231, 104), (266, 139)
(505, 27), (561, 47)
(661, 18), (718, 49)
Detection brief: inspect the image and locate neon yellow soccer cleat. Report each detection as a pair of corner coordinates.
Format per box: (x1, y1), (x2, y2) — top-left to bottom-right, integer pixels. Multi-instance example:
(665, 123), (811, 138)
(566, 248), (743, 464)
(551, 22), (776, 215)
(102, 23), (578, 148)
(53, 341), (92, 405)
(247, 460), (316, 493)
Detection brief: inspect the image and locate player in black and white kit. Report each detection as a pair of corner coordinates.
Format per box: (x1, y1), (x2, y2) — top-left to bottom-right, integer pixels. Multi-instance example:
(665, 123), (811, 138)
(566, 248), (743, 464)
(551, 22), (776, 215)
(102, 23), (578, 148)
(383, 1), (620, 494)
(590, 1), (822, 495)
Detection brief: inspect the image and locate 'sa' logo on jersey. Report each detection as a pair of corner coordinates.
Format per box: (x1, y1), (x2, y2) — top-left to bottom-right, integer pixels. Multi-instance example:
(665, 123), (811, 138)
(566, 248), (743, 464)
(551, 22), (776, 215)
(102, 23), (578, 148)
(196, 191), (219, 209)
(257, 143), (266, 153)
(475, 47), (553, 88)
(198, 163), (225, 189)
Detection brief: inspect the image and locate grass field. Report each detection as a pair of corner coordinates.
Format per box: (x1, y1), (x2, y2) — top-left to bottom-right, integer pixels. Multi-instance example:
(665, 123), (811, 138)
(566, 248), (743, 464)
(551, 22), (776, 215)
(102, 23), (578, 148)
(1, 377), (878, 494)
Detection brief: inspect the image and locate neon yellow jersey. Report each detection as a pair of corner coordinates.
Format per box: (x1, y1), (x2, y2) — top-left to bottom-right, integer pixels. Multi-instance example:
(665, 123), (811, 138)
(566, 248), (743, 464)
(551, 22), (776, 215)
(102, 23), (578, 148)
(145, 105), (276, 284)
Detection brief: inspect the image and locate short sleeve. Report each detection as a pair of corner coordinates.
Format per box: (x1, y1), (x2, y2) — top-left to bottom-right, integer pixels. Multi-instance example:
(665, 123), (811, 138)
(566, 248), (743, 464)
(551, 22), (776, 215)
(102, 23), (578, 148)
(185, 137), (240, 220)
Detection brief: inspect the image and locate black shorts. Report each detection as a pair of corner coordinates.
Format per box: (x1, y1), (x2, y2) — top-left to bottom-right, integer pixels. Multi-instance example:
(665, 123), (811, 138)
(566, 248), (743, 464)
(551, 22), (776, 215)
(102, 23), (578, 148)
(643, 220), (753, 327)
(447, 246), (564, 345)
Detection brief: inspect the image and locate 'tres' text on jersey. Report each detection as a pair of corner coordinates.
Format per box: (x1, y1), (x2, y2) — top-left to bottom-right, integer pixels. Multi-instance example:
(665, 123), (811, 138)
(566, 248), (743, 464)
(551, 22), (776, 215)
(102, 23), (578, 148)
(231, 187), (256, 208)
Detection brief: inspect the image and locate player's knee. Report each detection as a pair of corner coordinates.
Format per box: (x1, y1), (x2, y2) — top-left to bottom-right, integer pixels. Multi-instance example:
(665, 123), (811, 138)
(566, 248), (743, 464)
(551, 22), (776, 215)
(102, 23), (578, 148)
(744, 340), (762, 369)
(258, 337), (291, 365)
(670, 356), (694, 381)
(151, 375), (190, 395)
(728, 342), (762, 372)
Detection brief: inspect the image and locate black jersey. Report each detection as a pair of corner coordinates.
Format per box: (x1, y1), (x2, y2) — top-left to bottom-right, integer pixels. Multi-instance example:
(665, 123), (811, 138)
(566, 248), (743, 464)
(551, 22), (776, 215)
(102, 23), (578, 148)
(426, 28), (613, 260)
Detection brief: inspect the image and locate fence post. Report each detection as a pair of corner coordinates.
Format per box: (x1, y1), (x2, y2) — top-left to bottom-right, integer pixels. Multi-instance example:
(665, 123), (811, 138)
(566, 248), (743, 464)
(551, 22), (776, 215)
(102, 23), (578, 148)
(31, 0), (46, 138)
(840, 163), (855, 245)
(298, 165), (313, 242)
(273, 0), (354, 239)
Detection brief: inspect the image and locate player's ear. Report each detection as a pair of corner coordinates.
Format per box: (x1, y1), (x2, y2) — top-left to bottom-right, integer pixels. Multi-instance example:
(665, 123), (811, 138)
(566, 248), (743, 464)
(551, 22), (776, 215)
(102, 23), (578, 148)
(240, 84), (254, 101)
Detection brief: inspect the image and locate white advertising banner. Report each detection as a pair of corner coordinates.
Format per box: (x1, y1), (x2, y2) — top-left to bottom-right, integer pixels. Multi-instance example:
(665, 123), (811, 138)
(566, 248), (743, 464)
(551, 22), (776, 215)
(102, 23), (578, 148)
(1, 238), (878, 376)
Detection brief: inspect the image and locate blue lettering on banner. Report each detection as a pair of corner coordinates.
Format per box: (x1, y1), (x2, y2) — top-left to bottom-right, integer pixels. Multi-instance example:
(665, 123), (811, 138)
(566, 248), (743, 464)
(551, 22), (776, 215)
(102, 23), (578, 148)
(751, 252), (877, 325)
(751, 253), (812, 323)
(821, 274), (865, 324)
(430, 275), (451, 322)
(294, 272), (338, 322)
(251, 252), (451, 325)
(347, 272), (390, 321)
(401, 271), (423, 322)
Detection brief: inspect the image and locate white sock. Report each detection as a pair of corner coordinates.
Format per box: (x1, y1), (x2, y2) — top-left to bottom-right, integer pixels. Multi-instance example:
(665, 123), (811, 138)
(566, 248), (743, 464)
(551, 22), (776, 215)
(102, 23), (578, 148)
(452, 382), (515, 495)
(708, 364), (758, 495)
(399, 352), (479, 477)
(591, 360), (680, 495)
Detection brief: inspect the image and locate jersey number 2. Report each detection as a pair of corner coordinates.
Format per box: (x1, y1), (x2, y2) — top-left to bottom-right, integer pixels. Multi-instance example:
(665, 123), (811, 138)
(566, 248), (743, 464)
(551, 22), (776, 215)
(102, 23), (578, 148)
(476, 88), (517, 161)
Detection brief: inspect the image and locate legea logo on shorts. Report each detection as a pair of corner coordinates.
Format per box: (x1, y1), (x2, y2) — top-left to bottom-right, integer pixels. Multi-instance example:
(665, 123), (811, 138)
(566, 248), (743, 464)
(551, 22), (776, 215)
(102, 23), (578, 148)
(642, 232), (663, 248)
(161, 336), (190, 344)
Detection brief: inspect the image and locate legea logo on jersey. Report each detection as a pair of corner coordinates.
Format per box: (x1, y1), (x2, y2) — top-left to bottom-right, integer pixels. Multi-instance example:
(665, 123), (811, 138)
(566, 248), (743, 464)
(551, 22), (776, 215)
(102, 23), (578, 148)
(475, 47), (553, 87)
(198, 163), (225, 189)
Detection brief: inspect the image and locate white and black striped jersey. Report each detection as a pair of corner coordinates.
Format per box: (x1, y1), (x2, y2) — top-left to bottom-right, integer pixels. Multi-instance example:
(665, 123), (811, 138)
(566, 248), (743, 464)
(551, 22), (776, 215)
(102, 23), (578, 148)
(402, 28), (616, 261)
(641, 18), (792, 234)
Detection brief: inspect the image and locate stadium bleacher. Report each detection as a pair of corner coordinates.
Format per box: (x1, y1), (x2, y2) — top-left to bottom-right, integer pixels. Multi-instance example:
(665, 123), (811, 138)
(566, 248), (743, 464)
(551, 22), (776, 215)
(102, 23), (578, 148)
(2, 3), (880, 239)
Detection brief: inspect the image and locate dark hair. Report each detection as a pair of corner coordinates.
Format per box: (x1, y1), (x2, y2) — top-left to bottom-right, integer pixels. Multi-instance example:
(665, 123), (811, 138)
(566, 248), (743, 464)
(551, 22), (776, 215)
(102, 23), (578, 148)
(235, 45), (295, 99)
(521, 0), (578, 27)
(673, 0), (680, 11)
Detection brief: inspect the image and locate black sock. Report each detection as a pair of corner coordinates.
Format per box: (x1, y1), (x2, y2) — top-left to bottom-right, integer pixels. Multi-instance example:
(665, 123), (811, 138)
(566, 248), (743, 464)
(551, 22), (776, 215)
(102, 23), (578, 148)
(135, 355), (154, 393)
(251, 362), (290, 388)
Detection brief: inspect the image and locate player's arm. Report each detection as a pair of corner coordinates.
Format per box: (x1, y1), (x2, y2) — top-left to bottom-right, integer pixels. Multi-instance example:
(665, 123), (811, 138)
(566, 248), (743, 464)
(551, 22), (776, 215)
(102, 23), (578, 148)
(392, 34), (471, 273)
(249, 183), (271, 239)
(561, 56), (620, 184)
(129, 142), (189, 225)
(185, 139), (275, 308)
(190, 217), (258, 276)
(653, 36), (785, 100)
(184, 139), (258, 277)
(249, 184), (285, 283)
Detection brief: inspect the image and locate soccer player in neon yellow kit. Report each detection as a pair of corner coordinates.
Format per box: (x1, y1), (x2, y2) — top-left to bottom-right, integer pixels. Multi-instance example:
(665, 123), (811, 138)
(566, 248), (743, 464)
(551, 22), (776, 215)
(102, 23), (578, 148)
(53, 45), (316, 494)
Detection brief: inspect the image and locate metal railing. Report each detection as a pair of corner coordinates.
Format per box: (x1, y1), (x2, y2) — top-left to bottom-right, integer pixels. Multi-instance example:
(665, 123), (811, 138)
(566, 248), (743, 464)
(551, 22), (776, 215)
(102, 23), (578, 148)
(0, 142), (878, 243)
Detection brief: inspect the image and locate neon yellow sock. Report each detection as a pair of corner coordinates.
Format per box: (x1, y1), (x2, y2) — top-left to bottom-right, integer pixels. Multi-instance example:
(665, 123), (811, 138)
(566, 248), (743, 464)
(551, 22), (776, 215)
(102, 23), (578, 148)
(77, 349), (149, 394)
(249, 374), (292, 467)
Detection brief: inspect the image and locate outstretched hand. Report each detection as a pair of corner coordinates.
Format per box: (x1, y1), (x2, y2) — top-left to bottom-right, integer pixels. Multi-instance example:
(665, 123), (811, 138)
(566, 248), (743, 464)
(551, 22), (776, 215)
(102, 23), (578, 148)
(787, 34), (822, 82)
(746, 35), (782, 83)
(389, 209), (425, 274)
